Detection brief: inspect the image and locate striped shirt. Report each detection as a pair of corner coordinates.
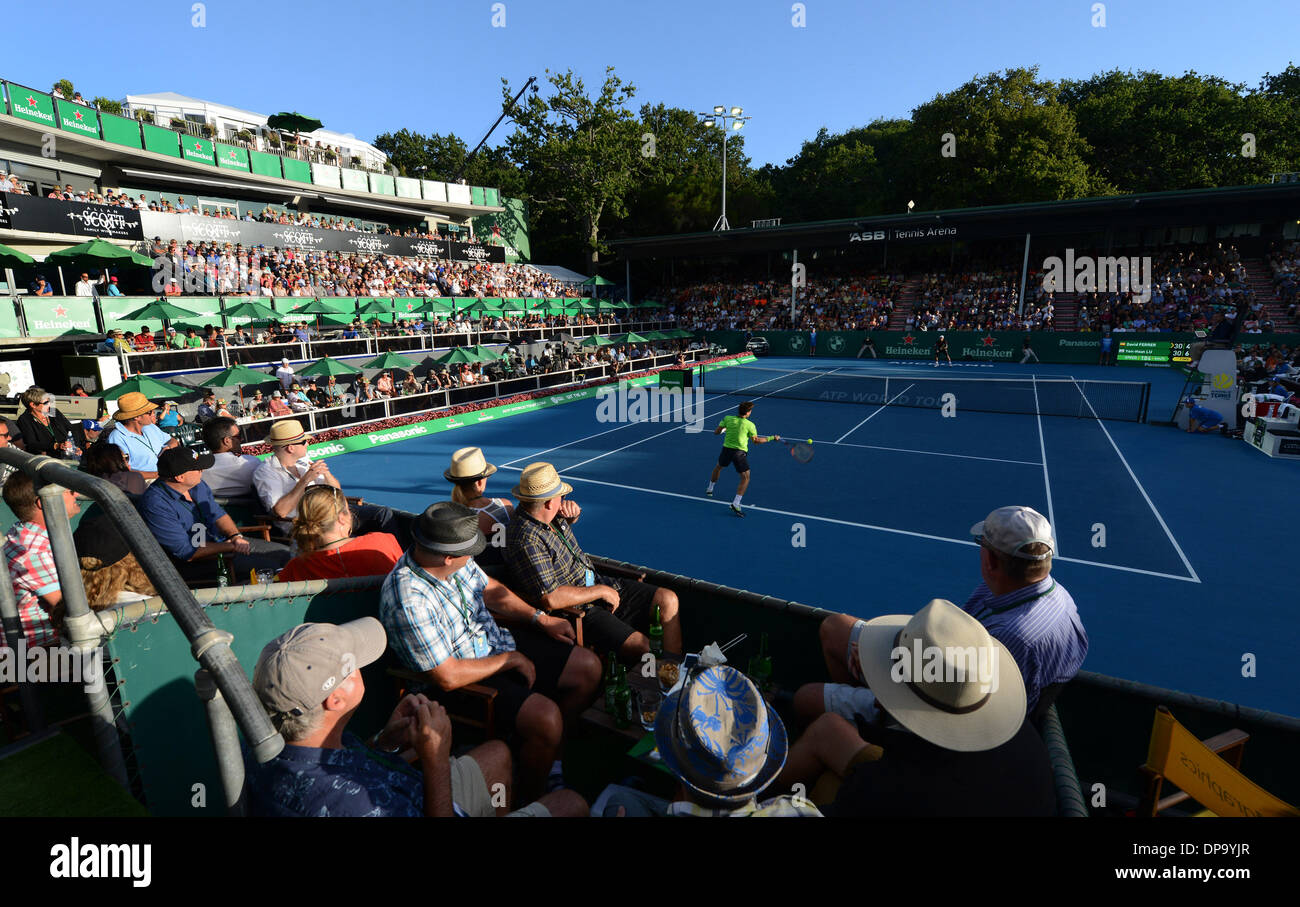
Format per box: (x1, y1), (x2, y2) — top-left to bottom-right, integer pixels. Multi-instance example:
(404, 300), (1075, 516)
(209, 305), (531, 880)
(379, 553), (515, 673)
(962, 576), (1088, 711)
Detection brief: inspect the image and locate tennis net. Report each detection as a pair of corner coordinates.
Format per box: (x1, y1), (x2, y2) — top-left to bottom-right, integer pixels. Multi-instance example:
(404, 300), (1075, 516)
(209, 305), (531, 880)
(703, 366), (1151, 422)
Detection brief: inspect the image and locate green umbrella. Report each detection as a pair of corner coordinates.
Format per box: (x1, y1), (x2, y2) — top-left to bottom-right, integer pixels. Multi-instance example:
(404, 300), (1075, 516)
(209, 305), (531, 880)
(666, 329), (694, 339)
(267, 112), (324, 133)
(581, 275), (616, 287)
(121, 299), (197, 322)
(640, 331), (669, 341)
(418, 298), (454, 314)
(290, 297), (348, 330)
(468, 344), (503, 362)
(615, 332), (652, 344)
(47, 237), (154, 268)
(358, 299), (392, 315)
(298, 356), (362, 378)
(361, 351), (417, 371)
(100, 374), (189, 400)
(432, 348), (481, 365)
(0, 243), (35, 268)
(223, 300), (279, 321)
(580, 335), (616, 348)
(201, 364), (275, 388)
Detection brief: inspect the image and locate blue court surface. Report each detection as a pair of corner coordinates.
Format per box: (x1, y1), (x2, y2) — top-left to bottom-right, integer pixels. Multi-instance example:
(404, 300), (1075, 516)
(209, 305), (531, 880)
(325, 356), (1300, 717)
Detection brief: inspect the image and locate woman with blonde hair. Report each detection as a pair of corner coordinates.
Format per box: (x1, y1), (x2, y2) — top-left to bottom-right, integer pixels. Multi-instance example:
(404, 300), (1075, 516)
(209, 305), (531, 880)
(444, 447), (541, 566)
(277, 484), (402, 582)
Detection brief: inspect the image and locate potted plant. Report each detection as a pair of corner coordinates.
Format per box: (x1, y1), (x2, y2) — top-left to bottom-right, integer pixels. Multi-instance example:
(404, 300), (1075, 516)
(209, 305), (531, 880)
(170, 117), (187, 130)
(236, 129), (254, 143)
(201, 122), (215, 138)
(136, 110), (155, 124)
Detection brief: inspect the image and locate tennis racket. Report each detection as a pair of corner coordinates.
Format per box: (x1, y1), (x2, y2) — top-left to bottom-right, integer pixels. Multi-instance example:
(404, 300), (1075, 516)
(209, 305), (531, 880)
(770, 436), (814, 463)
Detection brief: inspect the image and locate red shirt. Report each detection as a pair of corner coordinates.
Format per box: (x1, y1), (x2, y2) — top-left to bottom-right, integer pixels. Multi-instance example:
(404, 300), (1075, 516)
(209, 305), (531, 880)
(276, 533), (403, 583)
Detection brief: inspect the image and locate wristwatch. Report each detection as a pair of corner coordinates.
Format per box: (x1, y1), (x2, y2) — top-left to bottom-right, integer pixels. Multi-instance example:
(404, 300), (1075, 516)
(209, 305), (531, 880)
(531, 609), (544, 625)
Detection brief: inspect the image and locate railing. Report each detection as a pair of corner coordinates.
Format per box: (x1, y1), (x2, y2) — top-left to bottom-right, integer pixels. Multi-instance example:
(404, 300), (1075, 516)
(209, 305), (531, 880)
(0, 448), (285, 790)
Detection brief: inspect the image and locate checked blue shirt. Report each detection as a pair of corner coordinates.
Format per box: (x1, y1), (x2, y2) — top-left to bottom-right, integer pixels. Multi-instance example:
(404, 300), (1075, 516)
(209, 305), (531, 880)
(379, 553), (515, 673)
(962, 576), (1088, 712)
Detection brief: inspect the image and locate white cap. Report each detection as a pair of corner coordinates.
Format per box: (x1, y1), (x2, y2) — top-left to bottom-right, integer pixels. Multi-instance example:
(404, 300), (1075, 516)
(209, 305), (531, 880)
(970, 506), (1054, 560)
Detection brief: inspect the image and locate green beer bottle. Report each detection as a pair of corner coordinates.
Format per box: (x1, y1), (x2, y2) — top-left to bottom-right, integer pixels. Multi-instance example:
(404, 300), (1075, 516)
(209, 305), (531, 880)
(748, 632), (772, 694)
(613, 665), (632, 730)
(216, 553), (229, 588)
(648, 603), (664, 657)
(604, 653), (618, 715)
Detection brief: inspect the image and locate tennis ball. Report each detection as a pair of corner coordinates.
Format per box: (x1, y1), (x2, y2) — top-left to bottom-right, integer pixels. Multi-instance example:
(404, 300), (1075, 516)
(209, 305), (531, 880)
(807, 438), (813, 444)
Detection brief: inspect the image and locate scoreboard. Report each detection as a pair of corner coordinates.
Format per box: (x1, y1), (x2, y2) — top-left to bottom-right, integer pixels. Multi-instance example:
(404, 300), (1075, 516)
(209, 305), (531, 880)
(1115, 339), (1193, 364)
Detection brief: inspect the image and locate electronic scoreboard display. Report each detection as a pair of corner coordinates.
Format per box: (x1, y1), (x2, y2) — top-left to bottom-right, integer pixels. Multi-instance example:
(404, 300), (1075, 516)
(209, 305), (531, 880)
(1115, 339), (1193, 364)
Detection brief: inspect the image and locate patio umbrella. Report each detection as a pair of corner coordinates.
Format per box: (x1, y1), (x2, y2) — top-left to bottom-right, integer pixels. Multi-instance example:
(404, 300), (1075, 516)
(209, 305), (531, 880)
(432, 348), (480, 365)
(418, 298), (453, 314)
(0, 243), (35, 269)
(267, 112), (324, 133)
(298, 356), (363, 378)
(580, 335), (616, 347)
(116, 298), (199, 336)
(615, 332), (652, 344)
(293, 298), (346, 331)
(222, 300), (279, 322)
(100, 374), (189, 401)
(468, 344), (503, 362)
(47, 237), (154, 269)
(202, 363), (277, 411)
(361, 351), (418, 371)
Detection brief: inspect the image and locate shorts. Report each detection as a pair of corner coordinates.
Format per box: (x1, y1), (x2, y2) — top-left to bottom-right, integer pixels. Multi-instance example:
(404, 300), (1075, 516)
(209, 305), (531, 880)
(451, 754), (552, 818)
(574, 577), (658, 654)
(822, 619), (880, 722)
(475, 626), (576, 732)
(717, 447), (750, 473)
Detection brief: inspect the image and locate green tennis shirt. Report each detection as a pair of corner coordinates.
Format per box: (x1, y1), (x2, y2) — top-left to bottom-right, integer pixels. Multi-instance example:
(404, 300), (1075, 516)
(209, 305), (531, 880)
(720, 415), (758, 451)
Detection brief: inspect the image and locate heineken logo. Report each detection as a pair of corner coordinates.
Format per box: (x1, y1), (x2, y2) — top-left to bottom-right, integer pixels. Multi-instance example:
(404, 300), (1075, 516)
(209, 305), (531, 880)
(982, 335), (996, 347)
(26, 96), (36, 106)
(903, 334), (916, 345)
(73, 111), (84, 120)
(827, 335), (846, 352)
(273, 229), (324, 247)
(193, 142), (203, 150)
(348, 235), (390, 252)
(54, 305), (68, 317)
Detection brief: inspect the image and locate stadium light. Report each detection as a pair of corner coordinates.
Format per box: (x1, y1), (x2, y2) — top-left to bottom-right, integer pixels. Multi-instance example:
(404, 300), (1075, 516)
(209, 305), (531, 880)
(698, 104), (751, 231)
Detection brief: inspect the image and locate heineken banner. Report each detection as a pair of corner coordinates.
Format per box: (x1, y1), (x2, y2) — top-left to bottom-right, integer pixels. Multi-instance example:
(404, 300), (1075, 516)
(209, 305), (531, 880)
(471, 195), (530, 263)
(21, 297), (97, 336)
(56, 99), (100, 138)
(99, 296), (221, 335)
(4, 83), (57, 128)
(137, 210), (505, 262)
(215, 143), (250, 173)
(181, 136), (216, 165)
(0, 192), (143, 240)
(0, 298), (21, 338)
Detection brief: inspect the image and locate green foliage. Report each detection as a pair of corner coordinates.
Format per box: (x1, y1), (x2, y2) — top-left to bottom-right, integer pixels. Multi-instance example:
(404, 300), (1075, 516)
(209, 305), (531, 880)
(93, 97), (122, 116)
(52, 79), (74, 98)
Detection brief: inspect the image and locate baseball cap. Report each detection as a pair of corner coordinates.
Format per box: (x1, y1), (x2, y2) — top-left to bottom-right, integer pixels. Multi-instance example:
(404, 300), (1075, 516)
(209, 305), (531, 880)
(80, 419), (102, 431)
(157, 446), (215, 481)
(253, 618), (387, 721)
(970, 506), (1054, 560)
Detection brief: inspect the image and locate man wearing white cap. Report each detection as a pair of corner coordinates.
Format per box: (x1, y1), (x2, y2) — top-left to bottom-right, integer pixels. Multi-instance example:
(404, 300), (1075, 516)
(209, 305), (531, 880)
(801, 505), (1087, 725)
(776, 599), (1057, 816)
(275, 357), (295, 392)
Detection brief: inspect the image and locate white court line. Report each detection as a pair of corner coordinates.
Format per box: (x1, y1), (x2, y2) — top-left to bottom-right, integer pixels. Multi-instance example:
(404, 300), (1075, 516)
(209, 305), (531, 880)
(560, 367), (841, 473)
(1031, 374), (1060, 557)
(495, 466), (1201, 584)
(500, 364), (827, 467)
(1071, 378), (1201, 583)
(835, 382), (915, 443)
(825, 439), (1042, 467)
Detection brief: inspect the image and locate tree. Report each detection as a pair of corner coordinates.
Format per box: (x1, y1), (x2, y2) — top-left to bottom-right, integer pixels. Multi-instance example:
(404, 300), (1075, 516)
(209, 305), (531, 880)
(94, 97), (123, 116)
(502, 67), (650, 271)
(53, 79), (74, 98)
(372, 128), (524, 195)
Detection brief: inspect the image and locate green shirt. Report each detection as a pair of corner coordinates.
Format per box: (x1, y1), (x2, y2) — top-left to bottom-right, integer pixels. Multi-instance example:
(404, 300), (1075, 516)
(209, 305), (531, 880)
(185, 335), (205, 348)
(720, 415), (758, 452)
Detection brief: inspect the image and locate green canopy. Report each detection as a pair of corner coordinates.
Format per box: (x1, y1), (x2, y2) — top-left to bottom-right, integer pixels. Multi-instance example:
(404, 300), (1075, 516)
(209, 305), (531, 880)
(267, 112), (323, 133)
(640, 331), (669, 341)
(100, 374), (189, 400)
(201, 364), (276, 388)
(222, 300), (279, 321)
(665, 329), (694, 339)
(361, 351), (417, 371)
(0, 243), (35, 268)
(46, 237), (154, 268)
(581, 275), (616, 287)
(418, 298), (454, 315)
(432, 348), (481, 365)
(294, 298), (346, 315)
(357, 299), (392, 315)
(121, 299), (197, 322)
(615, 332), (652, 344)
(298, 357), (362, 378)
(580, 335), (616, 348)
(468, 344), (503, 362)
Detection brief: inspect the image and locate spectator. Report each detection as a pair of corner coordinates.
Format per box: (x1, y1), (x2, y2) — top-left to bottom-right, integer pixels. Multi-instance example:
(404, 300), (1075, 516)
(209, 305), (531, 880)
(3, 471), (79, 644)
(287, 384), (312, 413)
(374, 372), (395, 397)
(184, 328), (205, 350)
(137, 446), (290, 586)
(267, 391), (293, 417)
(72, 418), (102, 453)
(134, 326), (156, 351)
(504, 462), (682, 660)
(157, 400), (183, 429)
(805, 506), (1086, 725)
(72, 505), (156, 609)
(779, 598), (1056, 816)
(16, 387), (77, 458)
(443, 447), (517, 566)
(196, 393), (218, 425)
(278, 485), (402, 582)
(29, 276), (54, 296)
(106, 392), (180, 478)
(0, 420), (16, 488)
(380, 501), (600, 802)
(275, 357), (295, 391)
(244, 618), (587, 817)
(80, 439), (147, 497)
(200, 417), (261, 498)
(102, 275), (123, 297)
(252, 419), (407, 543)
(595, 665), (820, 817)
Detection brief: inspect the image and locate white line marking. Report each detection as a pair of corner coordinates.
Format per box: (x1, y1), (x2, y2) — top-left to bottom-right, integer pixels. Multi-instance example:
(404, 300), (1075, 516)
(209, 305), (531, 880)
(824, 439), (1042, 467)
(1070, 378), (1201, 583)
(835, 382), (915, 443)
(1031, 374), (1060, 557)
(495, 466), (1201, 584)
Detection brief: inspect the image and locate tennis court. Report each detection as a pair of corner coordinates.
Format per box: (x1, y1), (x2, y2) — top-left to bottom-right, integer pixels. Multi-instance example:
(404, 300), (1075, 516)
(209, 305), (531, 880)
(325, 357), (1300, 717)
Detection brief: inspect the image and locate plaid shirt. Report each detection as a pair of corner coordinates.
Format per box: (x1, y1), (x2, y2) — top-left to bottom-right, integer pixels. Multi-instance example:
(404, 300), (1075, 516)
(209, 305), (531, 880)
(504, 510), (595, 605)
(379, 553), (514, 673)
(666, 796), (823, 817)
(3, 521), (60, 645)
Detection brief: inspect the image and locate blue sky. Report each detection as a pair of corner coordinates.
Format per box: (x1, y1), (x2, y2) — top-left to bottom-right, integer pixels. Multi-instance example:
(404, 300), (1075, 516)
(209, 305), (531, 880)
(13, 0), (1298, 167)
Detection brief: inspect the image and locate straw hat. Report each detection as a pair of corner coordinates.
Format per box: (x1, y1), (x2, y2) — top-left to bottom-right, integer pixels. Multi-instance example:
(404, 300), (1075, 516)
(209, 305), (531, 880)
(444, 447), (497, 483)
(266, 419), (308, 447)
(855, 599), (1025, 752)
(115, 392), (156, 420)
(511, 462), (573, 501)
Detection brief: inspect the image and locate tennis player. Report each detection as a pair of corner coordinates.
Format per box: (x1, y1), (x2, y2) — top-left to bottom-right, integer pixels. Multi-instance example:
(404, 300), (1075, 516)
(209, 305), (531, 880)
(934, 334), (951, 366)
(706, 401), (779, 517)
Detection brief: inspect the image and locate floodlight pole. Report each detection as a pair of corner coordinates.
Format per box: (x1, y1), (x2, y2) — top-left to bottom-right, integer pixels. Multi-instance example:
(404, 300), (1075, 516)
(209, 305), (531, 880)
(699, 107), (750, 232)
(716, 130), (730, 232)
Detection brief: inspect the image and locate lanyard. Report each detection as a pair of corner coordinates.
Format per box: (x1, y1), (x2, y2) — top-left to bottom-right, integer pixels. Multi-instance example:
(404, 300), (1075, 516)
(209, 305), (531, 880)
(549, 520), (589, 570)
(409, 558), (478, 625)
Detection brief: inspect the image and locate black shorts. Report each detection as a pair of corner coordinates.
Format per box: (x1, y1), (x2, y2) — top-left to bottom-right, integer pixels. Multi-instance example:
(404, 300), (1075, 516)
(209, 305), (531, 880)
(474, 626), (576, 733)
(574, 577), (659, 654)
(717, 446), (750, 473)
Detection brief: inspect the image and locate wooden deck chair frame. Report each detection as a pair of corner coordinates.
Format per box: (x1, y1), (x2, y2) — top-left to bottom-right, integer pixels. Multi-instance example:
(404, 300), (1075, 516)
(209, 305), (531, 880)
(1137, 706), (1249, 817)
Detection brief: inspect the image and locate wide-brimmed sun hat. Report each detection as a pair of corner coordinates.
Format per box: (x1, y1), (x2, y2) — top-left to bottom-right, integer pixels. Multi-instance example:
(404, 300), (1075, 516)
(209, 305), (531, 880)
(854, 599), (1025, 753)
(444, 447), (497, 483)
(115, 392), (155, 420)
(511, 462), (573, 502)
(266, 419), (308, 447)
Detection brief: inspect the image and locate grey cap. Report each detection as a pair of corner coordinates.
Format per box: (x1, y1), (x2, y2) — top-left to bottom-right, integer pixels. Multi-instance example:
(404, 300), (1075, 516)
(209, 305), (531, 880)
(253, 618), (387, 721)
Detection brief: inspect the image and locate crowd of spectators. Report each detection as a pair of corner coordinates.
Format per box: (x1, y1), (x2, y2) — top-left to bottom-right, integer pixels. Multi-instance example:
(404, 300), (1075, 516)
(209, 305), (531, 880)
(907, 267), (1029, 332)
(667, 270), (901, 332)
(1267, 240), (1299, 320)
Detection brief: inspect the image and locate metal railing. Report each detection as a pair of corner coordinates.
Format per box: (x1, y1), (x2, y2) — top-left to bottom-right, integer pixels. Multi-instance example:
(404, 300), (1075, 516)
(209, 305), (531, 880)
(0, 448), (284, 793)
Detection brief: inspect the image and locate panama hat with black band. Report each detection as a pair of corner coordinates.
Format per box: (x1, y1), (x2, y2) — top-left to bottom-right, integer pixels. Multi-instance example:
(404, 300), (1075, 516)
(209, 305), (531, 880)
(265, 419), (308, 448)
